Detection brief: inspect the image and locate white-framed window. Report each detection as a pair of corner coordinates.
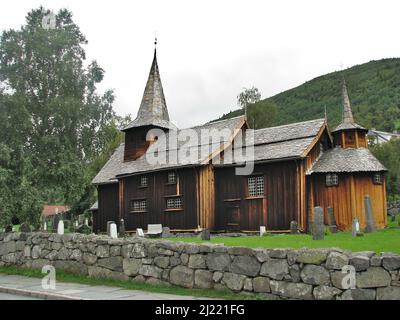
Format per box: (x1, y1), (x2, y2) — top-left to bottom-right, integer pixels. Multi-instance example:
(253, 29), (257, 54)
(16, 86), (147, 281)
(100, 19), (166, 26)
(166, 197), (182, 210)
(373, 173), (383, 184)
(131, 199), (147, 212)
(167, 171), (177, 184)
(248, 176), (264, 197)
(326, 173), (339, 186)
(140, 175), (148, 187)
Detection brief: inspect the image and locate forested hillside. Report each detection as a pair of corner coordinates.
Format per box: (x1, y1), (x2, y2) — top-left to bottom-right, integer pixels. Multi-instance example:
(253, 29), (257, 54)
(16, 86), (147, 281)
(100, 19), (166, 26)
(220, 58), (400, 132)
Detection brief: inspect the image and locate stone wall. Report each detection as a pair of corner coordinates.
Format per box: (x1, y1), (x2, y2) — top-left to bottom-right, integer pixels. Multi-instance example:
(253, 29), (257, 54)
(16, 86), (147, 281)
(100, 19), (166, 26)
(0, 232), (400, 300)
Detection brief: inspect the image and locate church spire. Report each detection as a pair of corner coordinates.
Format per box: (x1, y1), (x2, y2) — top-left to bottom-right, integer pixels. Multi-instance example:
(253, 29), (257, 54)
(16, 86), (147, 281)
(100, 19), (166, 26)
(341, 78), (354, 124)
(333, 78), (365, 132)
(122, 40), (176, 131)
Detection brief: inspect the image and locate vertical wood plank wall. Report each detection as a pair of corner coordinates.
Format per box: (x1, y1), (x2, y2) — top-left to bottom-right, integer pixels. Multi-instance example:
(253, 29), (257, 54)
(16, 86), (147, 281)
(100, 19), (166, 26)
(198, 165), (215, 230)
(95, 183), (120, 233)
(121, 168), (198, 231)
(312, 173), (386, 230)
(214, 161), (299, 231)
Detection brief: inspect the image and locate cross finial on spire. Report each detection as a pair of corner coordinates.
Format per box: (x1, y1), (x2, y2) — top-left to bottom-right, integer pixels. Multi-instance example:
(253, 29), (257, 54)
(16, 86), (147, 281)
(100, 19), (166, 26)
(324, 105), (328, 122)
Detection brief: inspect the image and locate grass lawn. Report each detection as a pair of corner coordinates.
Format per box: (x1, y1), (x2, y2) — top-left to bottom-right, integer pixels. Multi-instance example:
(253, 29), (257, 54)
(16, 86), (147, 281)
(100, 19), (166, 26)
(0, 266), (268, 300)
(169, 217), (400, 254)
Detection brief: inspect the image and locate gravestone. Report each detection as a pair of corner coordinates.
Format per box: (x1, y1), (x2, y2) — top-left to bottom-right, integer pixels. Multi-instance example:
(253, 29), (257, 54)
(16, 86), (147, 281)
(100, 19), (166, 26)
(52, 215), (60, 232)
(327, 207), (338, 233)
(161, 227), (172, 238)
(107, 221), (114, 237)
(119, 219), (126, 237)
(136, 228), (145, 237)
(43, 221), (47, 232)
(109, 223), (118, 239)
(259, 226), (266, 236)
(5, 225), (12, 233)
(312, 206), (324, 240)
(20, 222), (31, 233)
(57, 220), (64, 235)
(84, 218), (88, 226)
(290, 221), (298, 234)
(351, 218), (363, 237)
(364, 195), (376, 233)
(200, 228), (211, 241)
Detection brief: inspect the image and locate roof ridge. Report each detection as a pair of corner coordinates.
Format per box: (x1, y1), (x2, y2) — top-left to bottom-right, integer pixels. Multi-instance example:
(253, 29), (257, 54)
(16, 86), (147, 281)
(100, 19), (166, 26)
(254, 118), (325, 133)
(182, 115), (246, 130)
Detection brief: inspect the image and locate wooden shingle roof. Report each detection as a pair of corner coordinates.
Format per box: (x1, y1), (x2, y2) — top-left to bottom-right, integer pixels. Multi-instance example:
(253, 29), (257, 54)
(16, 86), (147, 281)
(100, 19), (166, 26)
(92, 116), (246, 184)
(122, 49), (176, 131)
(309, 147), (387, 173)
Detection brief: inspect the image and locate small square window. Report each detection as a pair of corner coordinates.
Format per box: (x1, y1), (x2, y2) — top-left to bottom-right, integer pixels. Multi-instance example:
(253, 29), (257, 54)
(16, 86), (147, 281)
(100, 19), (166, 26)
(248, 176), (264, 197)
(140, 175), (148, 187)
(131, 199), (147, 212)
(168, 172), (177, 184)
(373, 173), (383, 184)
(166, 197), (182, 209)
(326, 173), (339, 186)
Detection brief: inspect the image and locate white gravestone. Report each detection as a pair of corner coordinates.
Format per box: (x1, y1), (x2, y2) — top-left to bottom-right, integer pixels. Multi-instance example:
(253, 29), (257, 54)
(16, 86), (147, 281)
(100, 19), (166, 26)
(43, 221), (47, 231)
(259, 226), (266, 236)
(57, 220), (64, 235)
(137, 228), (145, 237)
(109, 223), (118, 239)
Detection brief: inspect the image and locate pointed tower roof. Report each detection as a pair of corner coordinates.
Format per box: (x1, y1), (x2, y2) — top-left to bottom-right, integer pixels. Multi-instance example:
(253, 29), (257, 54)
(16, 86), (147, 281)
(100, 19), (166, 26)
(122, 46), (176, 131)
(333, 78), (366, 132)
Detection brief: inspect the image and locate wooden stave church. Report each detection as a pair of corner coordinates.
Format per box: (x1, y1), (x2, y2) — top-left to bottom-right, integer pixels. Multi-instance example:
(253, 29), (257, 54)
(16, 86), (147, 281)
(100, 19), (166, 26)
(92, 49), (387, 233)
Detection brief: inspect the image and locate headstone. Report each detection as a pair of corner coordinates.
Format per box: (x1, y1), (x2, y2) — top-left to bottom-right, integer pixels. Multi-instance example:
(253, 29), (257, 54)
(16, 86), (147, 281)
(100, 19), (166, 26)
(312, 206), (324, 240)
(20, 222), (31, 233)
(161, 227), (172, 238)
(57, 220), (64, 235)
(84, 218), (88, 226)
(259, 226), (266, 236)
(351, 218), (364, 237)
(5, 225), (12, 233)
(136, 228), (145, 237)
(200, 228), (211, 240)
(364, 195), (376, 233)
(327, 207), (338, 233)
(290, 221), (298, 234)
(75, 220), (79, 227)
(107, 221), (114, 237)
(109, 223), (118, 239)
(119, 219), (126, 237)
(52, 215), (60, 232)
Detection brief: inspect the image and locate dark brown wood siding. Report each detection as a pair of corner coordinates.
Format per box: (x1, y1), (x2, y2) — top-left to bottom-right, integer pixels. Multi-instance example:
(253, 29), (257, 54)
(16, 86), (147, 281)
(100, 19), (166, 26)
(121, 168), (198, 231)
(214, 160), (300, 231)
(94, 183), (119, 233)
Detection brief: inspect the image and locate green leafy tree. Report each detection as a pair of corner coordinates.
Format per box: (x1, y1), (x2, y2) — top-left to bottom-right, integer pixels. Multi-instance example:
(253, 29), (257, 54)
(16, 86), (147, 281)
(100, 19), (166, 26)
(0, 7), (116, 225)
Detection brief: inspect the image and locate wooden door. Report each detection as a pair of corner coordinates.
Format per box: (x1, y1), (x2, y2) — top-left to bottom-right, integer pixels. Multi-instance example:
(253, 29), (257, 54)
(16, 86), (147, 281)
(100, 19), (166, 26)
(226, 204), (241, 231)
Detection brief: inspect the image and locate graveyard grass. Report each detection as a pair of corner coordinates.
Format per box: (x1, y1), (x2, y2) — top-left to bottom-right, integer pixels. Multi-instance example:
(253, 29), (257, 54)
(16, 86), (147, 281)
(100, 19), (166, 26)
(0, 266), (269, 300)
(169, 216), (400, 254)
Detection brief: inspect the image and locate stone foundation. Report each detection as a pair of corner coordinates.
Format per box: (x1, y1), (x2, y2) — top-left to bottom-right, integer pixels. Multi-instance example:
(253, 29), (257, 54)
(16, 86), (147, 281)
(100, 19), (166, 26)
(0, 232), (399, 300)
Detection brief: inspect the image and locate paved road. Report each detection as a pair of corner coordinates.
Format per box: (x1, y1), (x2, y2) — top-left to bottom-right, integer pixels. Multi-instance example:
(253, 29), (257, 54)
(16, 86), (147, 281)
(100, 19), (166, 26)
(0, 273), (212, 300)
(0, 292), (41, 300)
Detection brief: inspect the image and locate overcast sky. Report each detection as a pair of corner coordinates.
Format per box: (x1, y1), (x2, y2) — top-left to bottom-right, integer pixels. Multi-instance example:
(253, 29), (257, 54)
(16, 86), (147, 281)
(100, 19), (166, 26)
(2, 0), (400, 128)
